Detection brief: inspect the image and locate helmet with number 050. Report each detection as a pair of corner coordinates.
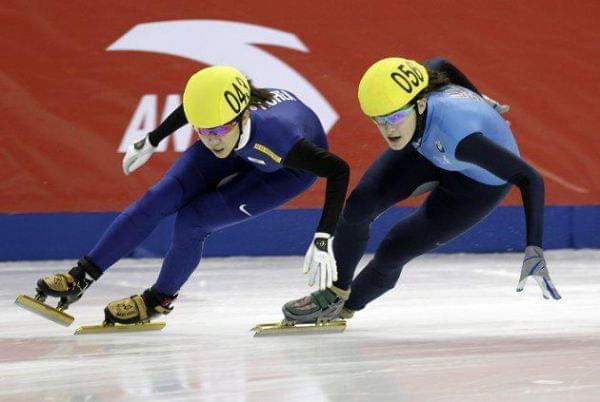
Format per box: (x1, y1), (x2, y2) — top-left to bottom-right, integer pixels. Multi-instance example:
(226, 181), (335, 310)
(183, 66), (251, 128)
(358, 57), (429, 117)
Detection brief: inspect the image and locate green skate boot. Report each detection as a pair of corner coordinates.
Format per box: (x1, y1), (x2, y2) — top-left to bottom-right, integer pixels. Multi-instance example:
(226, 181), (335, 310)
(282, 285), (350, 324)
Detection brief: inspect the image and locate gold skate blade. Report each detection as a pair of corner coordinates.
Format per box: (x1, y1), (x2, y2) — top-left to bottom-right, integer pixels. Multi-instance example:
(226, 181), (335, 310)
(14, 295), (74, 327)
(74, 322), (166, 335)
(252, 320), (346, 337)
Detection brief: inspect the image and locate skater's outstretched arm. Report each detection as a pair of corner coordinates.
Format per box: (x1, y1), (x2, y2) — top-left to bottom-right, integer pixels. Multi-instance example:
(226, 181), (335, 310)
(456, 133), (544, 247)
(284, 140), (349, 235)
(284, 139), (350, 289)
(122, 105), (188, 175)
(148, 105), (188, 146)
(456, 133), (560, 300)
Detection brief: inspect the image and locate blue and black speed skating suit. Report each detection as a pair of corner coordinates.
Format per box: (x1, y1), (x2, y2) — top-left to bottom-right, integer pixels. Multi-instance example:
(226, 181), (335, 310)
(334, 58), (545, 311)
(86, 89), (349, 296)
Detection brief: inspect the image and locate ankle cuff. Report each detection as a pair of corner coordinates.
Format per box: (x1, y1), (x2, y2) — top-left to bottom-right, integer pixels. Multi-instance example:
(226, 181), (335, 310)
(80, 257), (103, 280)
(144, 286), (177, 308)
(330, 285), (351, 301)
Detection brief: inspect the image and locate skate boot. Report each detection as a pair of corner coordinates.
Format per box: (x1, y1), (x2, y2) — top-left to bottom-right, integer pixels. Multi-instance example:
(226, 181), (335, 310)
(15, 257), (103, 326)
(75, 287), (176, 334)
(252, 286), (350, 336)
(282, 285), (350, 324)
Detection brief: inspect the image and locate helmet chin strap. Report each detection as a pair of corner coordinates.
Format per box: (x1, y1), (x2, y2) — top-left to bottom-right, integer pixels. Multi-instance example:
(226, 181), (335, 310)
(234, 113), (252, 151)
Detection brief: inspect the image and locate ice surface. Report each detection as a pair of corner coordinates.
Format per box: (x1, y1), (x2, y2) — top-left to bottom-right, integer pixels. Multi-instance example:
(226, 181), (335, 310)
(1, 250), (599, 401)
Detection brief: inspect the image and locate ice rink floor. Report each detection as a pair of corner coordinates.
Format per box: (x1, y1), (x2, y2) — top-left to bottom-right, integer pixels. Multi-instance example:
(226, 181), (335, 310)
(1, 250), (599, 402)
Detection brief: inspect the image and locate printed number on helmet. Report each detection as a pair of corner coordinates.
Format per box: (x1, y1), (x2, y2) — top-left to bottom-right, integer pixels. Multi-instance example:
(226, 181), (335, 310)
(390, 63), (425, 93)
(224, 77), (250, 114)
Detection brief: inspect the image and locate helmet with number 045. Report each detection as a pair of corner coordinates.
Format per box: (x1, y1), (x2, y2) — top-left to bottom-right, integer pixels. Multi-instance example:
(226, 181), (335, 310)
(358, 57), (429, 117)
(183, 65), (251, 128)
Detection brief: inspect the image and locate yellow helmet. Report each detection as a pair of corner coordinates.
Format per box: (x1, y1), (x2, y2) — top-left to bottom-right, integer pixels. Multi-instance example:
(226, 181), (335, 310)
(183, 66), (251, 128)
(358, 57), (429, 117)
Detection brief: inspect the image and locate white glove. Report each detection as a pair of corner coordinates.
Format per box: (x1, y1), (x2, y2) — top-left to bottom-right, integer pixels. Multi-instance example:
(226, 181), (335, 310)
(517, 246), (561, 300)
(122, 134), (156, 175)
(303, 232), (338, 290)
(482, 93), (510, 115)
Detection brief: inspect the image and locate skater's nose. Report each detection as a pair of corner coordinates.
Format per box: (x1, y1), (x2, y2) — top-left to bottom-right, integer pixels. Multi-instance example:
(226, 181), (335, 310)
(206, 135), (222, 145)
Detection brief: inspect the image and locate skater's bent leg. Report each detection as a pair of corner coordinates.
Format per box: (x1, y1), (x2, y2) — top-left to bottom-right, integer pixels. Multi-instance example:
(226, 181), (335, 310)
(345, 208), (439, 310)
(87, 141), (245, 271)
(333, 187), (384, 290)
(153, 210), (208, 296)
(346, 180), (510, 311)
(88, 176), (186, 270)
(333, 148), (439, 290)
(154, 169), (316, 295)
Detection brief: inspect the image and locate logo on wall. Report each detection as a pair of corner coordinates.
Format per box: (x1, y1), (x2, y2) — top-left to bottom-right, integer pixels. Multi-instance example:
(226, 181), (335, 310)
(107, 20), (338, 152)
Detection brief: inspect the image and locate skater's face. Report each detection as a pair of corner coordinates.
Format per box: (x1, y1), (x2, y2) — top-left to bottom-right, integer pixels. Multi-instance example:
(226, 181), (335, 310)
(374, 99), (426, 150)
(197, 110), (250, 158)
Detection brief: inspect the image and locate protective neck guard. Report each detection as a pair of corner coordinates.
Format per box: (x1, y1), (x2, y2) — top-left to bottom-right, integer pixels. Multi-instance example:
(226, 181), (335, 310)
(235, 116), (252, 151)
(412, 106), (428, 147)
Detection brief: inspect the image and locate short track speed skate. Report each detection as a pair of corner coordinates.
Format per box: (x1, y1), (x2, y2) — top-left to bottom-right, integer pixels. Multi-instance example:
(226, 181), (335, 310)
(75, 286), (175, 335)
(252, 286), (351, 336)
(75, 321), (166, 335)
(15, 294), (75, 326)
(15, 257), (102, 326)
(252, 317), (347, 337)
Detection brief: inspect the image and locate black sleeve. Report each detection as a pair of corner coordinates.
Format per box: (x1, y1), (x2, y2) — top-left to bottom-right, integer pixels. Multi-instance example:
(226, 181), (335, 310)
(147, 105), (188, 147)
(283, 139), (350, 235)
(455, 133), (545, 247)
(424, 56), (480, 94)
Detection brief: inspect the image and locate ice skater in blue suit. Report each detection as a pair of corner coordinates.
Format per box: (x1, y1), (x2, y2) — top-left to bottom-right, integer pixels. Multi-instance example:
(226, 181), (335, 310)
(33, 66), (349, 326)
(283, 57), (561, 325)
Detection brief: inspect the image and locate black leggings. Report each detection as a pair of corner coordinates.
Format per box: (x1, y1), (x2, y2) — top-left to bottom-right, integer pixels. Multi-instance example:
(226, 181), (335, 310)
(333, 146), (510, 311)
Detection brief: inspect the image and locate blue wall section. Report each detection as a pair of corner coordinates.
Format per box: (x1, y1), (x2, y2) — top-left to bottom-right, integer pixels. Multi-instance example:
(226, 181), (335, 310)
(0, 206), (598, 261)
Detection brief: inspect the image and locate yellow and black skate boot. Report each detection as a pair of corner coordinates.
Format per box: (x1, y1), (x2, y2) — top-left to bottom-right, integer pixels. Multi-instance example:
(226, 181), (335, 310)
(15, 257), (103, 326)
(36, 257), (103, 306)
(104, 287), (177, 325)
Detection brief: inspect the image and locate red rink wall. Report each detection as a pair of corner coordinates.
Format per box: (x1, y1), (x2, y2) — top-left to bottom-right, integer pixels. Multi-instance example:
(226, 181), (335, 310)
(1, 1), (599, 259)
